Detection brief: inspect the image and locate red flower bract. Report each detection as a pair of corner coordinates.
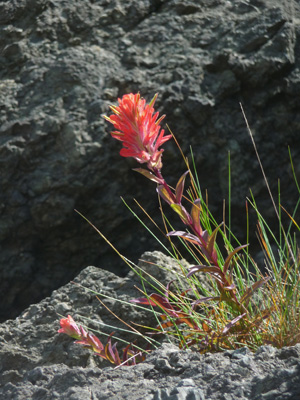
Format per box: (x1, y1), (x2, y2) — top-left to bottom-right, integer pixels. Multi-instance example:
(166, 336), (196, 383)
(58, 315), (81, 339)
(104, 93), (172, 170)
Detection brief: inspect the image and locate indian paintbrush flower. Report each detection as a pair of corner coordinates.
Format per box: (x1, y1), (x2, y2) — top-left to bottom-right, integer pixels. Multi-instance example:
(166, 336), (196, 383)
(58, 315), (146, 365)
(57, 91), (291, 361)
(58, 315), (82, 339)
(104, 93), (172, 171)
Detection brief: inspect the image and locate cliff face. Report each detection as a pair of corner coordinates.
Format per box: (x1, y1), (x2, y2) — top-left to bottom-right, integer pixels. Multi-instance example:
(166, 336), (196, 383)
(1, 0), (300, 320)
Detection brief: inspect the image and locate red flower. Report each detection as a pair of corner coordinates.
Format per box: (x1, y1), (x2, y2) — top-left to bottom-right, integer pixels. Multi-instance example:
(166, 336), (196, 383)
(58, 315), (81, 339)
(104, 93), (172, 170)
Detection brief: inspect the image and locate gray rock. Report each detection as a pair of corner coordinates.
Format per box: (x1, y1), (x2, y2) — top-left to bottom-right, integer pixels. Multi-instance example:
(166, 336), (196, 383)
(0, 251), (203, 381)
(1, 0), (300, 328)
(0, 252), (299, 399)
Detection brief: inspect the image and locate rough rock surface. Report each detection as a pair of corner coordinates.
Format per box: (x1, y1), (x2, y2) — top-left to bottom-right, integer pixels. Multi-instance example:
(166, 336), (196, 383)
(0, 252), (200, 385)
(1, 0), (300, 321)
(0, 251), (299, 400)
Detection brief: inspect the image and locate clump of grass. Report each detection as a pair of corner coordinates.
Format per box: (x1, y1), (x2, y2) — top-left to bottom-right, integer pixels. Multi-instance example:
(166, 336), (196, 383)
(58, 93), (300, 363)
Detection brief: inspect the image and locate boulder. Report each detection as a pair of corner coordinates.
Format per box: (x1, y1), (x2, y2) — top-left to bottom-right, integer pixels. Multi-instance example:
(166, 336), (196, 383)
(1, 0), (300, 320)
(0, 251), (299, 400)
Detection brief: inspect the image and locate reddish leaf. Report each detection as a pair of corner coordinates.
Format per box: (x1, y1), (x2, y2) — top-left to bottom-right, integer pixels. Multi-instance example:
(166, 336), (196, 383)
(175, 170), (189, 204)
(112, 342), (122, 365)
(221, 313), (246, 335)
(223, 283), (236, 291)
(158, 315), (196, 330)
(202, 323), (211, 332)
(130, 297), (159, 306)
(131, 293), (178, 318)
(157, 185), (175, 205)
(170, 204), (191, 224)
(122, 343), (133, 365)
(122, 344), (146, 366)
(159, 320), (177, 330)
(105, 334), (121, 365)
(223, 244), (248, 276)
(150, 293), (179, 317)
(201, 230), (209, 242)
(84, 332), (105, 354)
(191, 199), (202, 235)
(187, 264), (221, 278)
(122, 343), (130, 358)
(165, 279), (175, 293)
(206, 223), (223, 258)
(167, 230), (201, 245)
(192, 297), (220, 308)
(133, 168), (164, 184)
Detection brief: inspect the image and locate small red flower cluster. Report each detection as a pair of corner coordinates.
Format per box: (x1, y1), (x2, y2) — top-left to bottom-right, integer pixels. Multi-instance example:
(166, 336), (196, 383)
(104, 93), (171, 170)
(58, 315), (145, 366)
(58, 315), (104, 353)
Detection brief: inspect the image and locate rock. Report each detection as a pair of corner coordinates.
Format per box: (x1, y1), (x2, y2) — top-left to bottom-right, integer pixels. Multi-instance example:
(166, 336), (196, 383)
(0, 251), (204, 383)
(1, 0), (300, 323)
(0, 252), (299, 399)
